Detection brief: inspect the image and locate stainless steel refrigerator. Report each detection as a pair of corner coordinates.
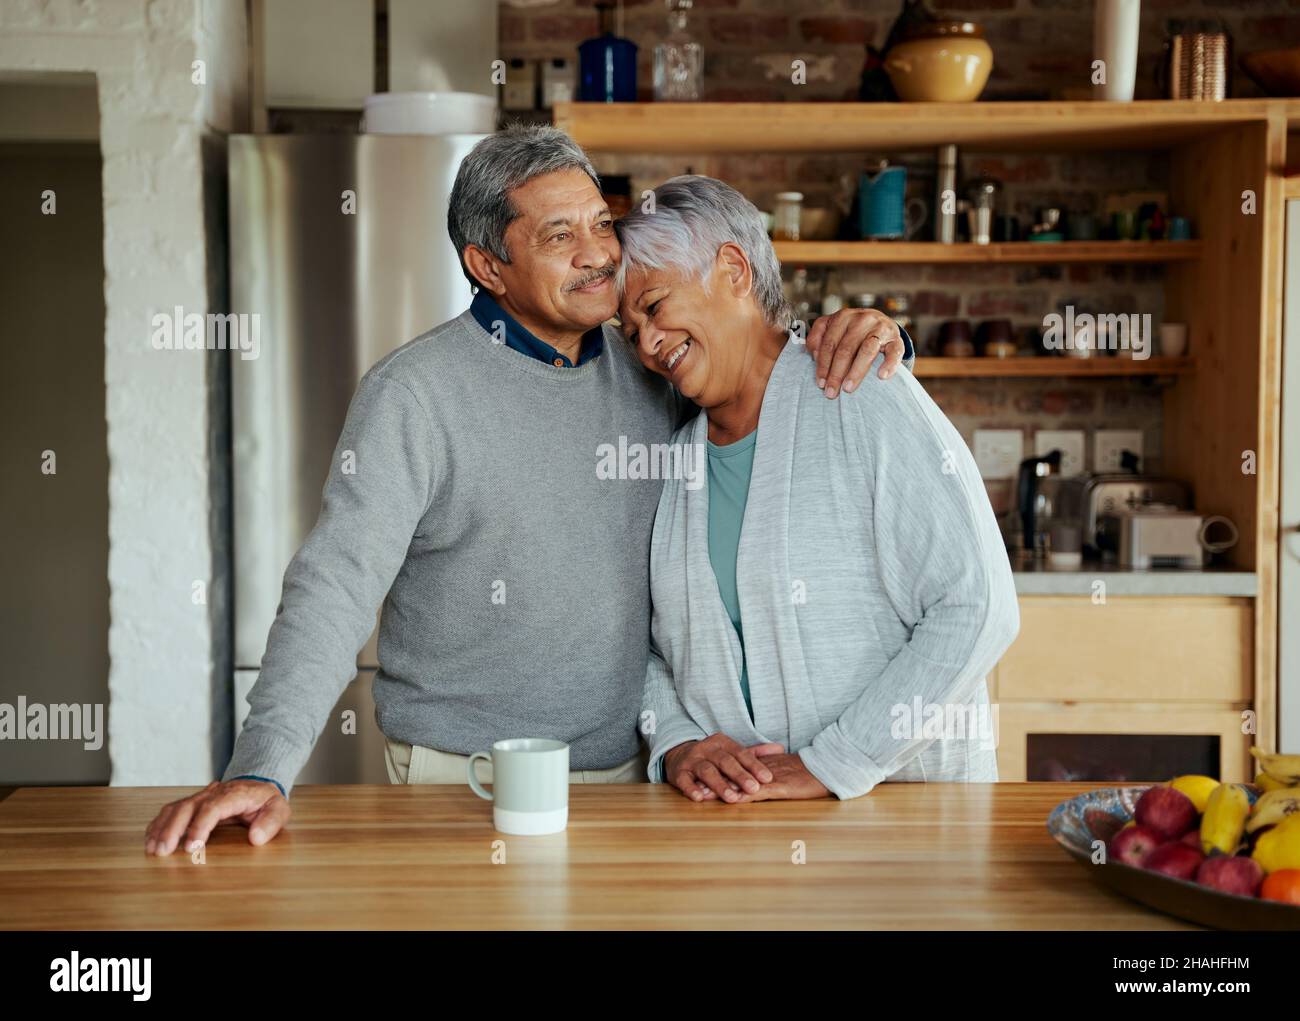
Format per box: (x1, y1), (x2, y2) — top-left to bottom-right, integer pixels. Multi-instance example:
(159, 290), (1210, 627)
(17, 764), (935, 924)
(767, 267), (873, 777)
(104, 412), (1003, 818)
(228, 133), (486, 783)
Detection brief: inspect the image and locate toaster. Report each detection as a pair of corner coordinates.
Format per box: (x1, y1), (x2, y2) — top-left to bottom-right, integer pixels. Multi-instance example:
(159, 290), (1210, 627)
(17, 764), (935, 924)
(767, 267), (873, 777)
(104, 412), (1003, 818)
(1054, 473), (1193, 558)
(1112, 508), (1205, 569)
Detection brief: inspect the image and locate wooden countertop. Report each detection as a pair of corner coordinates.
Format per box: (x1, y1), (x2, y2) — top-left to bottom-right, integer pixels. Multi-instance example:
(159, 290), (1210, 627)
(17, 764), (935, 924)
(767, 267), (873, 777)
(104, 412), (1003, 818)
(0, 782), (1195, 930)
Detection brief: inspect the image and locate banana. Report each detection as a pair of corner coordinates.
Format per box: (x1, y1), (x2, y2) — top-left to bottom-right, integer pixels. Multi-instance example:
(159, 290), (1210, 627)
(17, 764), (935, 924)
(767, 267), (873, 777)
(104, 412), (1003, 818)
(1255, 771), (1291, 793)
(1246, 789), (1300, 834)
(1252, 814), (1300, 874)
(1201, 782), (1252, 856)
(1251, 747), (1300, 786)
(1171, 775), (1221, 812)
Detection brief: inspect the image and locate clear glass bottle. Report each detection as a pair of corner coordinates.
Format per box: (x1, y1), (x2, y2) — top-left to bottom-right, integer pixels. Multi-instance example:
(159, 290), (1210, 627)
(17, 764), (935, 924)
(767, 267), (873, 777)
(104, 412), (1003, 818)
(654, 0), (703, 102)
(820, 270), (845, 315)
(788, 266), (813, 328)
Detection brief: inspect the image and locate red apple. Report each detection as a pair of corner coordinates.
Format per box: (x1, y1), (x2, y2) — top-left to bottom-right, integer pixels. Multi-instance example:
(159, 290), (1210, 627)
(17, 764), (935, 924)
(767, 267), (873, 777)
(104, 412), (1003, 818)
(1109, 824), (1163, 866)
(1142, 841), (1205, 881)
(1196, 855), (1264, 897)
(1180, 829), (1203, 849)
(1135, 786), (1199, 841)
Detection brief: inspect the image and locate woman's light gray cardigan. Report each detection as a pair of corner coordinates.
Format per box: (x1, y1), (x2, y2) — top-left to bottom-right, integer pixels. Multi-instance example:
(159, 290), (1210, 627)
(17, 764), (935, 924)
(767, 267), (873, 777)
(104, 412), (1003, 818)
(642, 342), (1020, 799)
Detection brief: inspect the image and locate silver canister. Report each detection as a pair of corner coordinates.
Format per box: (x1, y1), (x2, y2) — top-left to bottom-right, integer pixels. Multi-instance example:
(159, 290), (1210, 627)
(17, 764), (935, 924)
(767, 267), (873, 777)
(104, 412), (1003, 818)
(935, 144), (958, 244)
(965, 175), (1000, 246)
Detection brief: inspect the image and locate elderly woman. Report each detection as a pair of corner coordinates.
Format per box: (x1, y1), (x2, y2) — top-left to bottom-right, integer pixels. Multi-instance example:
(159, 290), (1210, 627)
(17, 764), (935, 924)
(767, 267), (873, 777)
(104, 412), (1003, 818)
(617, 176), (1019, 803)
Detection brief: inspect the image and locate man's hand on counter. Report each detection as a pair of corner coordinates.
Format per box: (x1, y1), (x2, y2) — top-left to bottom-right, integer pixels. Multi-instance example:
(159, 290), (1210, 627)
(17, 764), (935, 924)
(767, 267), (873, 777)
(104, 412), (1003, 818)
(144, 778), (291, 856)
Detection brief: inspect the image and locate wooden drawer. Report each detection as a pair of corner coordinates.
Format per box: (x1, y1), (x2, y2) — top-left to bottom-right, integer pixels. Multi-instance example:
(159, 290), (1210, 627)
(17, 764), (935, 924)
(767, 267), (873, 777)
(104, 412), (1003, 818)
(993, 596), (1253, 703)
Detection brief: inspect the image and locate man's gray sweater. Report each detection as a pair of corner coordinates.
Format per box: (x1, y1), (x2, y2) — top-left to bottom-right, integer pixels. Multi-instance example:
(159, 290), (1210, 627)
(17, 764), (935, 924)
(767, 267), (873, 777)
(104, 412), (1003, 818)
(223, 309), (681, 796)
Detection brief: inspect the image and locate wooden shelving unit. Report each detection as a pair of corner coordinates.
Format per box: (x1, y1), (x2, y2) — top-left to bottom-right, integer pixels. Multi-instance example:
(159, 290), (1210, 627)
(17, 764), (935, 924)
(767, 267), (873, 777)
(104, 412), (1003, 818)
(913, 356), (1193, 378)
(554, 99), (1289, 753)
(773, 240), (1201, 265)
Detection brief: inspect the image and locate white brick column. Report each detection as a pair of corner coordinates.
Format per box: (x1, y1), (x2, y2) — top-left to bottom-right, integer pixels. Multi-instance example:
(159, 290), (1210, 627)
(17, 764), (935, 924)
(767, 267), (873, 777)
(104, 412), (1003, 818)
(0, 0), (249, 784)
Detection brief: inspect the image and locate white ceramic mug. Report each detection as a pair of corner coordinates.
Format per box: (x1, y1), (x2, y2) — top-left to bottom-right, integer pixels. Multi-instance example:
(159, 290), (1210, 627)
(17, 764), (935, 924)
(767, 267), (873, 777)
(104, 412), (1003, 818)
(468, 738), (569, 835)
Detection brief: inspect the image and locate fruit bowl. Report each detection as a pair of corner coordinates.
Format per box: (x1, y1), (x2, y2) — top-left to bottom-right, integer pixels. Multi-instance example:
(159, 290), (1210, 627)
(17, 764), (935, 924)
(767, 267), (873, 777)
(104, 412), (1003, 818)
(1047, 786), (1300, 930)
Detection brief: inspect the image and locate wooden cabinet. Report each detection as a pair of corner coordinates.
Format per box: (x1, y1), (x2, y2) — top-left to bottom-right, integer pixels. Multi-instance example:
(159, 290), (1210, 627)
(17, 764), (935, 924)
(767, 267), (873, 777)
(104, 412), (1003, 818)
(995, 596), (1252, 703)
(990, 596), (1256, 782)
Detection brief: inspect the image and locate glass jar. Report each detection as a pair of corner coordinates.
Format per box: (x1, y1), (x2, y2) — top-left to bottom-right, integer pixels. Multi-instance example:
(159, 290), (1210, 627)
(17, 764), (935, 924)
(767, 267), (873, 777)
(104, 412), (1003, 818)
(788, 266), (813, 326)
(881, 294), (913, 334)
(772, 192), (803, 241)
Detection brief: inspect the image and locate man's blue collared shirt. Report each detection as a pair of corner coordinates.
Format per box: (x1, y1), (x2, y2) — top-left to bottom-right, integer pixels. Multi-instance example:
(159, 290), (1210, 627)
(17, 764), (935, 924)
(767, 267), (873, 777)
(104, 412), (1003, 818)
(470, 288), (914, 369)
(470, 289), (605, 367)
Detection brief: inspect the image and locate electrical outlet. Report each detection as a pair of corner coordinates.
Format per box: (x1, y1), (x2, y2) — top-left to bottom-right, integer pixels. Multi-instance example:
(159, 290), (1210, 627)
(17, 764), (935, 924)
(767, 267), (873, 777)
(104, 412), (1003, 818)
(1035, 430), (1085, 478)
(1094, 429), (1144, 472)
(973, 429), (1025, 480)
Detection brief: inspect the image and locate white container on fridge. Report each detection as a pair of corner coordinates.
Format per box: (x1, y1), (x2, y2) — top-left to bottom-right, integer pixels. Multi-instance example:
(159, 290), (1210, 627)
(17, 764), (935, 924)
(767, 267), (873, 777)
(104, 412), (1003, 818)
(362, 91), (496, 135)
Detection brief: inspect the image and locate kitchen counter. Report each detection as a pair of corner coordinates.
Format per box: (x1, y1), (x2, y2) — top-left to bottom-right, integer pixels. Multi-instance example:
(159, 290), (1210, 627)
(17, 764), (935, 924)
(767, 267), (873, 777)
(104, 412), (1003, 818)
(0, 782), (1195, 930)
(1011, 559), (1257, 597)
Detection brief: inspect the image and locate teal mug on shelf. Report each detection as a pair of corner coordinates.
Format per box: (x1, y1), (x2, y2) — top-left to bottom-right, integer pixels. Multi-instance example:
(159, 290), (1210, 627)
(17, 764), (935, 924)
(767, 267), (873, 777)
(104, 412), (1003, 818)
(859, 165), (926, 240)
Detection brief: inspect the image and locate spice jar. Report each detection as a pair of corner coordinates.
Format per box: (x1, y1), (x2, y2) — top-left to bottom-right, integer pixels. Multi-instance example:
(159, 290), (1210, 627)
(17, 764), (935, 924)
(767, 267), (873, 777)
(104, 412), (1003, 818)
(772, 192), (803, 241)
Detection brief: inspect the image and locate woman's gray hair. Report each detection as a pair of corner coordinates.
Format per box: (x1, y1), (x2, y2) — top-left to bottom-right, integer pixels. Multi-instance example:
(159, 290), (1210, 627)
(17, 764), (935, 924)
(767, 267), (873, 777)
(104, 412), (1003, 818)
(614, 175), (791, 329)
(448, 124), (600, 286)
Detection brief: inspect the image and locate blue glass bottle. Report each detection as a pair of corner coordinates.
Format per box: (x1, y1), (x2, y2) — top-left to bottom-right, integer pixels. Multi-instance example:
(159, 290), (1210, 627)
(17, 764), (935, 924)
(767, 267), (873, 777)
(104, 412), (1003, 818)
(579, 1), (637, 102)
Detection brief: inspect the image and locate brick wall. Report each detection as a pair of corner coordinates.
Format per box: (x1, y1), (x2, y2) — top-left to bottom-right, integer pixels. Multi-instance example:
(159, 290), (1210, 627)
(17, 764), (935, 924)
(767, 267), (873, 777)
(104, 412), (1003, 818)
(500, 0), (1260, 505)
(501, 0), (1297, 103)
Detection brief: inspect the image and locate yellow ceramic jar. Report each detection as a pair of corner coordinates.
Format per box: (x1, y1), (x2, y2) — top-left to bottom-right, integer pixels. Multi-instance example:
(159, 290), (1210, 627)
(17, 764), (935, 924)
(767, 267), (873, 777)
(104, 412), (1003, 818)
(884, 22), (994, 103)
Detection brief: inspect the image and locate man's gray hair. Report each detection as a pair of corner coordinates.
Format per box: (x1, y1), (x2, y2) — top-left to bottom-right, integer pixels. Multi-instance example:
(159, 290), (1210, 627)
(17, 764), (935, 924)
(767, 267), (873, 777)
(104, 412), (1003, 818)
(614, 175), (791, 329)
(448, 124), (601, 287)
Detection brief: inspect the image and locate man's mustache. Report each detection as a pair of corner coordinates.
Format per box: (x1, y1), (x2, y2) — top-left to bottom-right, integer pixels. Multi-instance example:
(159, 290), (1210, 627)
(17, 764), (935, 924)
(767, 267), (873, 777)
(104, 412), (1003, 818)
(565, 265), (616, 292)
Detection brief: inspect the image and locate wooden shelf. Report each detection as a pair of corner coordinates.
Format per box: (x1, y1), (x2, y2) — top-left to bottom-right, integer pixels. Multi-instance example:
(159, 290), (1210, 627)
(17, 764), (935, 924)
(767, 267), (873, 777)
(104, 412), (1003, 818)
(912, 356), (1193, 378)
(556, 99), (1300, 153)
(773, 240), (1201, 264)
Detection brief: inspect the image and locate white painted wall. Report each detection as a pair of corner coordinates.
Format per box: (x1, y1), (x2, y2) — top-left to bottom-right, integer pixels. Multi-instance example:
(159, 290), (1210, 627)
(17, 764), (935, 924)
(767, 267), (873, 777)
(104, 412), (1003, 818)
(0, 0), (249, 785)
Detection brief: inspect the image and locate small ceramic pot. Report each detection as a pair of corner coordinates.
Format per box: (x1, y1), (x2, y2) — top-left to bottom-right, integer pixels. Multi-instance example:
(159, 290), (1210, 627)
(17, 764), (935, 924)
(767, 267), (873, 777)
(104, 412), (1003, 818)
(884, 22), (994, 103)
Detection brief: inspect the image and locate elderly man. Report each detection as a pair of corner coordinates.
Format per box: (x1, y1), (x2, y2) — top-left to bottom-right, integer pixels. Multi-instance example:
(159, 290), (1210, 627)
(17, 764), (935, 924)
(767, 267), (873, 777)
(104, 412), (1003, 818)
(143, 125), (912, 855)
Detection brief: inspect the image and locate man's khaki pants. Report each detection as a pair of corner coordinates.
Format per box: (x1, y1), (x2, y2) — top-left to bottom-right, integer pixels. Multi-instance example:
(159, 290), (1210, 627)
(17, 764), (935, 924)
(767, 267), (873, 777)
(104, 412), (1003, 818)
(384, 736), (649, 785)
